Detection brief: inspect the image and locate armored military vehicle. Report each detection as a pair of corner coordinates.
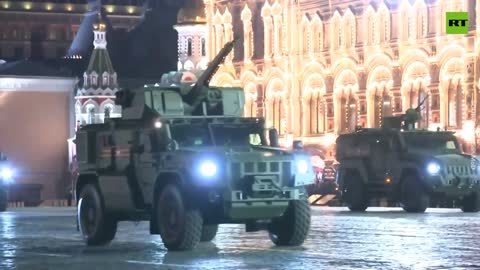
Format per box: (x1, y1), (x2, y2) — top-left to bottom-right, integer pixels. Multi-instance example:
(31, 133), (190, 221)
(74, 40), (315, 251)
(0, 152), (13, 212)
(336, 99), (480, 213)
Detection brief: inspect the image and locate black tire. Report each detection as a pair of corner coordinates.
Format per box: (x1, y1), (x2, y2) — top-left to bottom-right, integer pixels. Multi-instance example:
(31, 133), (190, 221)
(0, 189), (7, 212)
(156, 184), (203, 251)
(343, 177), (368, 212)
(461, 192), (480, 212)
(268, 199), (311, 246)
(400, 175), (429, 213)
(200, 224), (218, 242)
(77, 184), (117, 246)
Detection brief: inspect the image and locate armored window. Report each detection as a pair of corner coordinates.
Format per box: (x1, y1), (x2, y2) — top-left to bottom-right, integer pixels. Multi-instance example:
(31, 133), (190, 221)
(144, 90), (152, 108)
(187, 38), (192, 56)
(201, 38), (206, 56)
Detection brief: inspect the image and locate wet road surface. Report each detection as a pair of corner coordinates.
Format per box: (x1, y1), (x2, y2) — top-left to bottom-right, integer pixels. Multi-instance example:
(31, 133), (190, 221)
(1, 207), (480, 270)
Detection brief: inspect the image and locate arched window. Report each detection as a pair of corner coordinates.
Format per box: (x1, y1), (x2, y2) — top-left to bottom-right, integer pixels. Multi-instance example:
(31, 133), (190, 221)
(104, 106), (111, 119)
(306, 93), (326, 135)
(340, 93), (357, 133)
(91, 75), (97, 87)
(418, 89), (429, 129)
(87, 105), (95, 124)
(244, 85), (258, 117)
(268, 18), (274, 57)
(344, 11), (356, 48)
(378, 6), (390, 42)
(302, 20), (310, 54)
(272, 97), (283, 135)
(416, 6), (427, 39)
(187, 38), (192, 56)
(446, 79), (462, 128)
(102, 75), (108, 86)
(373, 88), (392, 127)
(365, 7), (375, 45)
(83, 74), (88, 87)
(312, 18), (323, 53)
(331, 13), (341, 49)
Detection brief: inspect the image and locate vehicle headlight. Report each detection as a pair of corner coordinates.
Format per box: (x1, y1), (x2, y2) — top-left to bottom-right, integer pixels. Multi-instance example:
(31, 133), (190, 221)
(296, 159), (309, 175)
(426, 162), (441, 175)
(199, 160), (217, 177)
(1, 167), (13, 184)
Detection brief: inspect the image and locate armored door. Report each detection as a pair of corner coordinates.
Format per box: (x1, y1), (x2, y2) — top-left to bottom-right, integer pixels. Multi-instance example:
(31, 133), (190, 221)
(369, 135), (390, 181)
(132, 129), (163, 205)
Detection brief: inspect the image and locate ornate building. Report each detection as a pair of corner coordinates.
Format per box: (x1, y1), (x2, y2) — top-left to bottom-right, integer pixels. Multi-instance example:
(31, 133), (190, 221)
(75, 16), (120, 128)
(203, 0), (480, 156)
(0, 0), (142, 60)
(175, 0), (209, 79)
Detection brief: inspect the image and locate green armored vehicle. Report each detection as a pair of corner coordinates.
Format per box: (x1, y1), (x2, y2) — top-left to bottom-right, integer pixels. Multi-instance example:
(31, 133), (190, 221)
(0, 152), (13, 212)
(336, 104), (480, 213)
(74, 41), (314, 251)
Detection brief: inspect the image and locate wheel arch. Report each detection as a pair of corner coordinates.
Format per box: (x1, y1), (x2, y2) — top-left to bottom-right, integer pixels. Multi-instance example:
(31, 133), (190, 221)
(338, 160), (369, 187)
(75, 173), (99, 206)
(399, 165), (431, 192)
(150, 171), (186, 234)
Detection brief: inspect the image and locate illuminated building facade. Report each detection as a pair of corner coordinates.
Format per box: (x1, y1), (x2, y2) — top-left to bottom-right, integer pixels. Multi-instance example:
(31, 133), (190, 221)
(0, 0), (142, 60)
(175, 0), (209, 78)
(203, 0), (480, 156)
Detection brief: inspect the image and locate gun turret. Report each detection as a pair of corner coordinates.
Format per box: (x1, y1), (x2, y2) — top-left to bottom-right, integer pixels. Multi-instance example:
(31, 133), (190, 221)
(404, 94), (428, 130)
(113, 40), (244, 120)
(183, 39), (237, 107)
(382, 94), (428, 131)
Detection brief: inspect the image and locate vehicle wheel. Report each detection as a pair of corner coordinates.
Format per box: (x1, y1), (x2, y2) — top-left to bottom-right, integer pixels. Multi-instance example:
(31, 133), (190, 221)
(400, 175), (429, 213)
(268, 199), (310, 246)
(200, 224), (218, 242)
(0, 189), (7, 212)
(343, 177), (368, 212)
(156, 184), (203, 251)
(77, 184), (117, 246)
(461, 192), (480, 212)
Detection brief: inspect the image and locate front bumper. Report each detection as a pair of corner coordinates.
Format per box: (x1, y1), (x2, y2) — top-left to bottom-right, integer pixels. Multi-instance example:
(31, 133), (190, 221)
(226, 188), (303, 220)
(306, 181), (339, 196)
(427, 175), (480, 196)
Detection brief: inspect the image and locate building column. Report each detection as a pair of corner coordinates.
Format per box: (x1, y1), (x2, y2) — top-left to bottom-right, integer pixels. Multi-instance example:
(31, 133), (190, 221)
(333, 92), (342, 134)
(256, 83), (265, 119)
(288, 74), (301, 136)
(366, 90), (375, 127)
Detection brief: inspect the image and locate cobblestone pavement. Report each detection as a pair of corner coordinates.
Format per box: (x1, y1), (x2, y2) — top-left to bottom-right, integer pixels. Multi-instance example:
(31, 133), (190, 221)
(1, 207), (479, 270)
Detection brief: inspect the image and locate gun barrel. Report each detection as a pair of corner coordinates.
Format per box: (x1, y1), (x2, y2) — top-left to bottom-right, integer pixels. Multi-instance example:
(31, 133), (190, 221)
(183, 39), (237, 105)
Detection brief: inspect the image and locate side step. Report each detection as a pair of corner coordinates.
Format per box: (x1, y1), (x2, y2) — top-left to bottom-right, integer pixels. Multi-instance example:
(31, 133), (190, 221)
(308, 194), (337, 206)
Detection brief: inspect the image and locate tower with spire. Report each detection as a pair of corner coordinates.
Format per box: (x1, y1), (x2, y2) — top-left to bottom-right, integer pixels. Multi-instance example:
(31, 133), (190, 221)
(174, 0), (208, 81)
(75, 12), (120, 129)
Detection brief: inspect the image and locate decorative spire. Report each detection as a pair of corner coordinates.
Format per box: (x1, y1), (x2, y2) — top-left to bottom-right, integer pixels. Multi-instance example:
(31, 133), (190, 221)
(93, 12), (107, 49)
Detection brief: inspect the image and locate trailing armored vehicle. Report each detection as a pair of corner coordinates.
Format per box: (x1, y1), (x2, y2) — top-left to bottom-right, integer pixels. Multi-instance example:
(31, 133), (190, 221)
(0, 152), (13, 212)
(336, 98), (480, 213)
(74, 40), (315, 251)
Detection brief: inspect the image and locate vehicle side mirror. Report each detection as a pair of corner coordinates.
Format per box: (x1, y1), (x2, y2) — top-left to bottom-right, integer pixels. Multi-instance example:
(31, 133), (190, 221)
(114, 89), (133, 107)
(167, 139), (179, 151)
(293, 140), (304, 150)
(268, 128), (279, 147)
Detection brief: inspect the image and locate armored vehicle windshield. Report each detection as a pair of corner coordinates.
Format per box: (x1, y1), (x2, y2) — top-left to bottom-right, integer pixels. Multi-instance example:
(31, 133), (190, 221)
(401, 132), (461, 154)
(169, 120), (267, 147)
